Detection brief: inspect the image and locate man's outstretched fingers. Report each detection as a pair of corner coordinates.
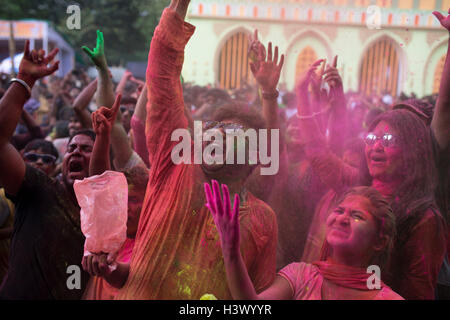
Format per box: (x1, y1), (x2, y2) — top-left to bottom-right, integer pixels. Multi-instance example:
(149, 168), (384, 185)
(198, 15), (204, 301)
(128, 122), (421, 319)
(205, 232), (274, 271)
(44, 48), (59, 65)
(222, 184), (231, 219)
(268, 42), (273, 62)
(433, 11), (445, 23)
(212, 180), (224, 216)
(24, 40), (30, 59)
(82, 46), (94, 58)
(278, 54), (285, 70)
(232, 193), (240, 222)
(96, 30), (104, 50)
(111, 93), (122, 121)
(274, 46), (279, 65)
(46, 61), (60, 76)
(204, 183), (216, 214)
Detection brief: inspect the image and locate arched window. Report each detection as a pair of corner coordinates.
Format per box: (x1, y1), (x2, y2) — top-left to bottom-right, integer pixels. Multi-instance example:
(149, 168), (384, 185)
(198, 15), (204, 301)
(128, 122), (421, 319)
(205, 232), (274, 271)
(433, 55), (446, 94)
(295, 46), (318, 81)
(359, 38), (400, 96)
(218, 31), (254, 90)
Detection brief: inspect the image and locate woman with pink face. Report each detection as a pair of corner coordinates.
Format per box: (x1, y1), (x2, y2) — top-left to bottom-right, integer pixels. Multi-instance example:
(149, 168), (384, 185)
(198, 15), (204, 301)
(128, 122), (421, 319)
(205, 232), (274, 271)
(205, 181), (403, 300)
(297, 60), (446, 299)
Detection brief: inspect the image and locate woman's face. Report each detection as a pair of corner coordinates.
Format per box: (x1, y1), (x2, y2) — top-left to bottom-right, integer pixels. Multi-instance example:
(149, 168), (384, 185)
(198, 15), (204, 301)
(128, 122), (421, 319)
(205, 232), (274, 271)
(365, 120), (404, 182)
(326, 195), (378, 260)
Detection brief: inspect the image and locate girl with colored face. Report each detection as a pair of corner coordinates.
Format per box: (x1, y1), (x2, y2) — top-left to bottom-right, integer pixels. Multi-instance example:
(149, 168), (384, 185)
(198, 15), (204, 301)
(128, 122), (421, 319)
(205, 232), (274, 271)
(205, 182), (402, 300)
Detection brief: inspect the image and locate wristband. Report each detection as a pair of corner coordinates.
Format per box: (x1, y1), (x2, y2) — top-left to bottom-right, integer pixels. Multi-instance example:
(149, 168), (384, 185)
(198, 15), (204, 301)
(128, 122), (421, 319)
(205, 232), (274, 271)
(261, 90), (279, 100)
(10, 78), (32, 97)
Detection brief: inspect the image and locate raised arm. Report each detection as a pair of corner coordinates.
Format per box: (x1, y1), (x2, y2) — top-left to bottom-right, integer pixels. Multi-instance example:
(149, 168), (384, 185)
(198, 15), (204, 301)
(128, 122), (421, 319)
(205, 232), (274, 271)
(145, 0), (195, 168)
(248, 30), (284, 130)
(324, 56), (349, 156)
(296, 60), (359, 192)
(89, 94), (122, 176)
(0, 41), (59, 195)
(204, 180), (293, 300)
(432, 10), (450, 151)
(83, 31), (133, 169)
(131, 85), (150, 167)
(73, 78), (98, 129)
(82, 30), (115, 109)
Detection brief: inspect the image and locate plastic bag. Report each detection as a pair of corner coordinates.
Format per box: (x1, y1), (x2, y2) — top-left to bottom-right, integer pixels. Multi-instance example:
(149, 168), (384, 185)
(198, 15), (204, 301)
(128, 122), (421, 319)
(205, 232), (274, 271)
(74, 171), (128, 256)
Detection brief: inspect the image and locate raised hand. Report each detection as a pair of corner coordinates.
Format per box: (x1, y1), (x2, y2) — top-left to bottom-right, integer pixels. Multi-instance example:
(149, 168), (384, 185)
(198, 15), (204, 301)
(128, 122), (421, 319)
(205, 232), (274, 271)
(204, 180), (240, 254)
(296, 59), (324, 115)
(91, 94), (122, 136)
(82, 30), (107, 69)
(248, 30), (265, 72)
(249, 38), (285, 92)
(169, 0), (191, 20)
(433, 9), (450, 31)
(323, 55), (344, 100)
(18, 40), (59, 87)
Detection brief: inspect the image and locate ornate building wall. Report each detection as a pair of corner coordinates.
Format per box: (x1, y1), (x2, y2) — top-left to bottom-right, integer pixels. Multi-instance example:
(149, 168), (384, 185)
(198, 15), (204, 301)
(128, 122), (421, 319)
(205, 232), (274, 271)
(183, 0), (449, 96)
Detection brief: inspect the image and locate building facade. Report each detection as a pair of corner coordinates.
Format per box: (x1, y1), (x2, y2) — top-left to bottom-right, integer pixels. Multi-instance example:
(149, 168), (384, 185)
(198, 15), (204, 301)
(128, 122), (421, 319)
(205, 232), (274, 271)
(184, 0), (450, 97)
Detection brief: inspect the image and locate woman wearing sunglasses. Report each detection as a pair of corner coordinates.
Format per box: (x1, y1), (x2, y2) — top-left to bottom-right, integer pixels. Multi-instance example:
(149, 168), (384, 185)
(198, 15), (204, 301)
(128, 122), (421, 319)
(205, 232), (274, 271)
(205, 180), (403, 300)
(296, 61), (446, 300)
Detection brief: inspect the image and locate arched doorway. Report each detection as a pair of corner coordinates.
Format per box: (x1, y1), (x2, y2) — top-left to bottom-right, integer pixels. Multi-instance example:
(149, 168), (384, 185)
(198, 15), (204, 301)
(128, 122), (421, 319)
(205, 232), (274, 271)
(218, 31), (254, 90)
(433, 55), (446, 94)
(359, 37), (400, 96)
(295, 46), (318, 81)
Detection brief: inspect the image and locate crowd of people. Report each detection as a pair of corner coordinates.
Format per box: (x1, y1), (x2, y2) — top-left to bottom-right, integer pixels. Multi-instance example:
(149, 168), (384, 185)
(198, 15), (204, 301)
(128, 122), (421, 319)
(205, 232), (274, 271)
(0, 0), (448, 300)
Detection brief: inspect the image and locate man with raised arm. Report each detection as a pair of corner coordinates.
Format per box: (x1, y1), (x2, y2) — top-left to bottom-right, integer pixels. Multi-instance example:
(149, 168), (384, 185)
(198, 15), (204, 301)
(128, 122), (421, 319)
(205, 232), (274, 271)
(0, 42), (92, 299)
(107, 0), (280, 299)
(431, 8), (450, 300)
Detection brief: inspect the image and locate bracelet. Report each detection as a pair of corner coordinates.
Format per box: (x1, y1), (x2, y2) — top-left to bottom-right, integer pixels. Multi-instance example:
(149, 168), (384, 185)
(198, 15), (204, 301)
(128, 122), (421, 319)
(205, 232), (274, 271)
(10, 78), (32, 97)
(261, 90), (279, 100)
(296, 109), (327, 120)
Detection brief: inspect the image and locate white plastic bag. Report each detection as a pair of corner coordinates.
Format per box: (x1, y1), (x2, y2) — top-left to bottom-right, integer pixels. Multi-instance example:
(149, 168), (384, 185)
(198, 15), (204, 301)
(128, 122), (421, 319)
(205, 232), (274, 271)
(74, 171), (128, 255)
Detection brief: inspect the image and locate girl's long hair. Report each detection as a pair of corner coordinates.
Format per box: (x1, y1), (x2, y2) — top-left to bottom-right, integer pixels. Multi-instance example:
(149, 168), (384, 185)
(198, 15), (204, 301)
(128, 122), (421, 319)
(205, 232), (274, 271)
(367, 110), (442, 241)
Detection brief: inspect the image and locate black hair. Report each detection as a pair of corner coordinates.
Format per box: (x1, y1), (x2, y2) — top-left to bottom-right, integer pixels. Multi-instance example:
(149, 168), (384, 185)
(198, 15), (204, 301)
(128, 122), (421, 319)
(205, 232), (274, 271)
(368, 109), (439, 230)
(24, 139), (59, 159)
(68, 129), (96, 144)
(212, 102), (266, 131)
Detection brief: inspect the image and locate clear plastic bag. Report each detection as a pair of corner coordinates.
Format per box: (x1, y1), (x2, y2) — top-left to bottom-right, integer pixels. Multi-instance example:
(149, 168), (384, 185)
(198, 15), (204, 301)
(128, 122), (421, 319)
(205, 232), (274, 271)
(74, 171), (128, 255)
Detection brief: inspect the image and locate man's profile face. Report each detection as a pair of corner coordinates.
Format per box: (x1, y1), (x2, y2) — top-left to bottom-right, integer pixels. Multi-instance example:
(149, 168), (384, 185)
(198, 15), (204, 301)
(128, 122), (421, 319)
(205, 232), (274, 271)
(62, 134), (94, 187)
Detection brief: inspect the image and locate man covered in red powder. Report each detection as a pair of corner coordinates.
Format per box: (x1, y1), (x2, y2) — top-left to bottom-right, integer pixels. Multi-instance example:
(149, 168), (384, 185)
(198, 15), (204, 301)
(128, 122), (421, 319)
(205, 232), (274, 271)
(87, 0), (282, 299)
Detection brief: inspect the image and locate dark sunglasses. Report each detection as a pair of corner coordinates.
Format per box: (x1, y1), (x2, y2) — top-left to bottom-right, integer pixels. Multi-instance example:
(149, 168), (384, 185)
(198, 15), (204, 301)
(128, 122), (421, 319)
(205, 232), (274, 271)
(203, 121), (244, 132)
(24, 152), (57, 164)
(364, 133), (398, 148)
(120, 106), (134, 116)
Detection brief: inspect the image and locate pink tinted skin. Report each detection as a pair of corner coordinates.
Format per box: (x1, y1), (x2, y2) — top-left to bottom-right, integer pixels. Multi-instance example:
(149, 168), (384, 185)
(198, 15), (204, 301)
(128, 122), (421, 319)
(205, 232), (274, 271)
(200, 119), (253, 191)
(23, 148), (56, 176)
(62, 134), (93, 188)
(325, 195), (380, 268)
(68, 117), (83, 136)
(205, 182), (386, 300)
(365, 121), (404, 198)
(126, 187), (144, 238)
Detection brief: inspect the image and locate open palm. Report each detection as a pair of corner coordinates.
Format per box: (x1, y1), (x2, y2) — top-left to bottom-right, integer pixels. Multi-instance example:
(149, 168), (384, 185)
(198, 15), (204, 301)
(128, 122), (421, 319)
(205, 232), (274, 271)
(204, 180), (240, 254)
(82, 30), (107, 68)
(433, 9), (450, 30)
(250, 42), (284, 92)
